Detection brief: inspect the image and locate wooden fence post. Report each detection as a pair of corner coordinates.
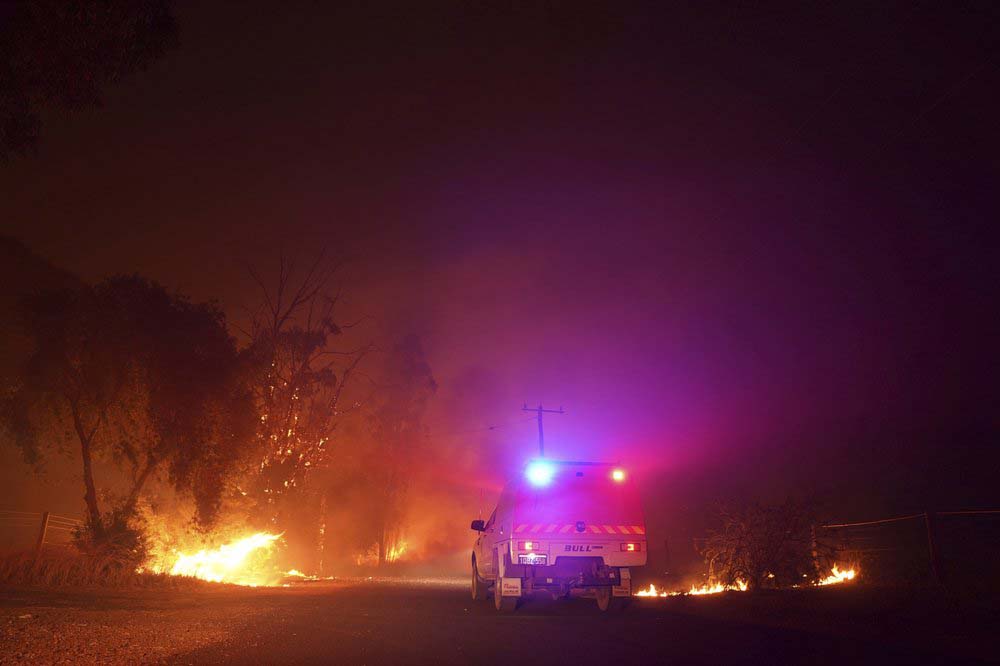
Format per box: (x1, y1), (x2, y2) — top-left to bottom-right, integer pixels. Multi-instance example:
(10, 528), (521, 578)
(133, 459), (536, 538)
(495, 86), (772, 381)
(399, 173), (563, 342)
(33, 511), (50, 562)
(810, 524), (821, 579)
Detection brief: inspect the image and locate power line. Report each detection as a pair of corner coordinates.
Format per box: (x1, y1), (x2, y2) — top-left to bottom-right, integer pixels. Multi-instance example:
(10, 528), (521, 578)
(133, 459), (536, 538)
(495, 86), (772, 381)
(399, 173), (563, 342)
(431, 415), (536, 441)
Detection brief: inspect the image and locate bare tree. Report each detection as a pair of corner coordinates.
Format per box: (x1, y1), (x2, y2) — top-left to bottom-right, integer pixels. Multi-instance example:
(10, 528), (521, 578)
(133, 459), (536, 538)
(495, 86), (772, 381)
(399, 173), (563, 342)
(243, 254), (373, 523)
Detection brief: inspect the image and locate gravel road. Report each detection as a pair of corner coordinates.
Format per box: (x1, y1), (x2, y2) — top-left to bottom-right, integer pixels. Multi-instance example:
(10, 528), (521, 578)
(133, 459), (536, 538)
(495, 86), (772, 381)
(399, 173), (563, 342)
(2, 579), (994, 665)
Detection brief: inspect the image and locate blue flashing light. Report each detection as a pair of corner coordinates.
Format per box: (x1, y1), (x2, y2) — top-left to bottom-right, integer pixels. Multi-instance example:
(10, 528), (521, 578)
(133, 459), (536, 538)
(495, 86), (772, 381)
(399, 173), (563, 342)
(525, 460), (556, 487)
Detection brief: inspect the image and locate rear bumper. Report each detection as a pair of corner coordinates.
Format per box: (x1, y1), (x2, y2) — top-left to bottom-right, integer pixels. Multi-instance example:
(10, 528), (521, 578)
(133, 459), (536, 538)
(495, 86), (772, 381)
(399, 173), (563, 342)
(505, 554), (642, 588)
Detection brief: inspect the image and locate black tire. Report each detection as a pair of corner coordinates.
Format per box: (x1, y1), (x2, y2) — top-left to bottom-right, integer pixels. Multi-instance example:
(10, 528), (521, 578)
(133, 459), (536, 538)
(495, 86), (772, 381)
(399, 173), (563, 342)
(595, 586), (629, 612)
(471, 557), (489, 601)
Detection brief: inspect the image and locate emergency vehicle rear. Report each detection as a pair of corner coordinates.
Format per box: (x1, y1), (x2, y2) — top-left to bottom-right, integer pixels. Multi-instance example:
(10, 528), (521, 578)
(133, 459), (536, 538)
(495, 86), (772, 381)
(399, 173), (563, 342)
(470, 460), (646, 611)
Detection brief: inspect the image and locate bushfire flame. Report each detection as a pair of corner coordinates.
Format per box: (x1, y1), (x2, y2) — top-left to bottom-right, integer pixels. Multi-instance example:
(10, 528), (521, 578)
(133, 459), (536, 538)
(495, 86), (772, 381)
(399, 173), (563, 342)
(636, 566), (857, 597)
(160, 532), (283, 586)
(387, 541), (407, 562)
(688, 580), (749, 595)
(817, 565), (856, 586)
(635, 580), (748, 597)
(354, 540), (409, 566)
(634, 583), (677, 597)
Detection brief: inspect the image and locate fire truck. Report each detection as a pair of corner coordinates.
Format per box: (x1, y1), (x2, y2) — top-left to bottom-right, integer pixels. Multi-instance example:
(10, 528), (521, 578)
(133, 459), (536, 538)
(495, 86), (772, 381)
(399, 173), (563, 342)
(470, 459), (647, 612)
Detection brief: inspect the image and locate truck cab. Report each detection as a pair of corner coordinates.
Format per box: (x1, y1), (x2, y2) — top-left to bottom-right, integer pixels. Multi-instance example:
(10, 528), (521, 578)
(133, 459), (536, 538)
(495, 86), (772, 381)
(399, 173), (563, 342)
(470, 460), (647, 611)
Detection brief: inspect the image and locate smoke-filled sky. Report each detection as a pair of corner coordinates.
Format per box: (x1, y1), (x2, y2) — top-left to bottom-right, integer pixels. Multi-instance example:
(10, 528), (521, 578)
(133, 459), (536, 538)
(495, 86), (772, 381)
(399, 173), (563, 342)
(3, 2), (998, 558)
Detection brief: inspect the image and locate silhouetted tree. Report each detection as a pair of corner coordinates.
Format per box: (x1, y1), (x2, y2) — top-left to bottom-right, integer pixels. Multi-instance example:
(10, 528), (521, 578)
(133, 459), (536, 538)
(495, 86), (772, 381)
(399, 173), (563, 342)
(1, 276), (255, 550)
(243, 254), (372, 527)
(361, 334), (436, 566)
(700, 499), (834, 590)
(0, 0), (178, 158)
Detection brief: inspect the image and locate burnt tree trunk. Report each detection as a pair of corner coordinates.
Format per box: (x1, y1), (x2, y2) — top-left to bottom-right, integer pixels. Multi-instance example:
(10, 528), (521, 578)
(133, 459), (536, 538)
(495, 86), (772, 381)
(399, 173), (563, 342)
(378, 524), (387, 568)
(72, 403), (104, 536)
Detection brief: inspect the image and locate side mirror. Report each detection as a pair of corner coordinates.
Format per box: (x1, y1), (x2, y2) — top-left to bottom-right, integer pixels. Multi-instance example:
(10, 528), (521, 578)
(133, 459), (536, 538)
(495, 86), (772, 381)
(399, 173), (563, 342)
(470, 519), (485, 532)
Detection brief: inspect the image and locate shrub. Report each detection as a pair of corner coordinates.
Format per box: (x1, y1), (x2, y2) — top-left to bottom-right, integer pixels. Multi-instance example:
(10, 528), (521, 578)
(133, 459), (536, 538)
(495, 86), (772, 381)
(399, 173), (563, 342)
(700, 499), (835, 590)
(0, 546), (211, 589)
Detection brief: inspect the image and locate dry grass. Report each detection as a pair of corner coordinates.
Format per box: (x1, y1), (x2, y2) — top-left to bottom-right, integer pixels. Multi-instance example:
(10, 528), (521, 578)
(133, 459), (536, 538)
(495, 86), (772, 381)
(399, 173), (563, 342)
(0, 547), (212, 589)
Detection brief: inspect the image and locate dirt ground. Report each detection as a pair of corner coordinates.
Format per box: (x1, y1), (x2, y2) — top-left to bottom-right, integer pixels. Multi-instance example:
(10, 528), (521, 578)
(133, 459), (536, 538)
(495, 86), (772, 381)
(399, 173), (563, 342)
(2, 579), (997, 665)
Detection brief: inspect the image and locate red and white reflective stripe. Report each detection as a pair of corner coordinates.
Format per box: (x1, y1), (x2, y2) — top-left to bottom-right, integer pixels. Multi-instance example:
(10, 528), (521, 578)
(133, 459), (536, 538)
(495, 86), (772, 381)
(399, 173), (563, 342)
(515, 523), (646, 535)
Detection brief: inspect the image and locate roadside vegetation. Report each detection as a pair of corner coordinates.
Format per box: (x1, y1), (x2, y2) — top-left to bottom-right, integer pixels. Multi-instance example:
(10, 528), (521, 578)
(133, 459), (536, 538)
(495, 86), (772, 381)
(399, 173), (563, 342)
(0, 240), (434, 585)
(700, 499), (837, 590)
(0, 547), (213, 589)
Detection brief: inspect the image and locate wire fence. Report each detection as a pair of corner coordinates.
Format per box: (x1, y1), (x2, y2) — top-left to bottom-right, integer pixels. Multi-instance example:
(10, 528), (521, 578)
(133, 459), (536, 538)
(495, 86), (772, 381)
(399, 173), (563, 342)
(819, 509), (1000, 587)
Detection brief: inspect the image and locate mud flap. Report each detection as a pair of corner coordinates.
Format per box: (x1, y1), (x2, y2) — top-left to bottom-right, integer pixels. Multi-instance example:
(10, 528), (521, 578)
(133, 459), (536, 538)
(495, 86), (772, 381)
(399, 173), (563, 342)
(500, 577), (522, 597)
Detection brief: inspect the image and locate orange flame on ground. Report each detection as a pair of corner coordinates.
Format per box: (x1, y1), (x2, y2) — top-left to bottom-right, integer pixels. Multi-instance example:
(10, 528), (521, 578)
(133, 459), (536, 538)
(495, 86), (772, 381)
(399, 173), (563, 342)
(688, 580), (749, 595)
(635, 565), (857, 597)
(149, 532), (283, 586)
(635, 580), (748, 597)
(817, 565), (856, 586)
(634, 583), (678, 597)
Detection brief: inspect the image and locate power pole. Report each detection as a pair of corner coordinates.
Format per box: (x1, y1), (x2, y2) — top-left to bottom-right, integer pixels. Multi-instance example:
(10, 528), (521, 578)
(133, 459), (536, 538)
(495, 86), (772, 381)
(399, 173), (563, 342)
(522, 403), (564, 457)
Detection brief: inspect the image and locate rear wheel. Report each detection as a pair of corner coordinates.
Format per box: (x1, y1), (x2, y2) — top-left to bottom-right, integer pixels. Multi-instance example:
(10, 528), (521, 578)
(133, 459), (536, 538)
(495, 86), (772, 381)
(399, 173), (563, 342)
(595, 586), (628, 612)
(471, 557), (489, 601)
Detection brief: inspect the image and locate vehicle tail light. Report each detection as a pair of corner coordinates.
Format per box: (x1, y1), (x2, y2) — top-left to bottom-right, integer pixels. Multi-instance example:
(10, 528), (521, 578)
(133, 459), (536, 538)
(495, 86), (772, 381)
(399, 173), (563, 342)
(620, 542), (643, 552)
(517, 541), (538, 551)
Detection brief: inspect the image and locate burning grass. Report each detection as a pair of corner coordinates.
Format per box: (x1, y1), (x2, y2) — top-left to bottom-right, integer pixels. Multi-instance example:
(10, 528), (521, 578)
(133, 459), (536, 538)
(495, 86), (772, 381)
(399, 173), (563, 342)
(817, 565), (856, 586)
(635, 580), (749, 597)
(636, 565), (858, 598)
(144, 531), (284, 586)
(0, 547), (213, 589)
